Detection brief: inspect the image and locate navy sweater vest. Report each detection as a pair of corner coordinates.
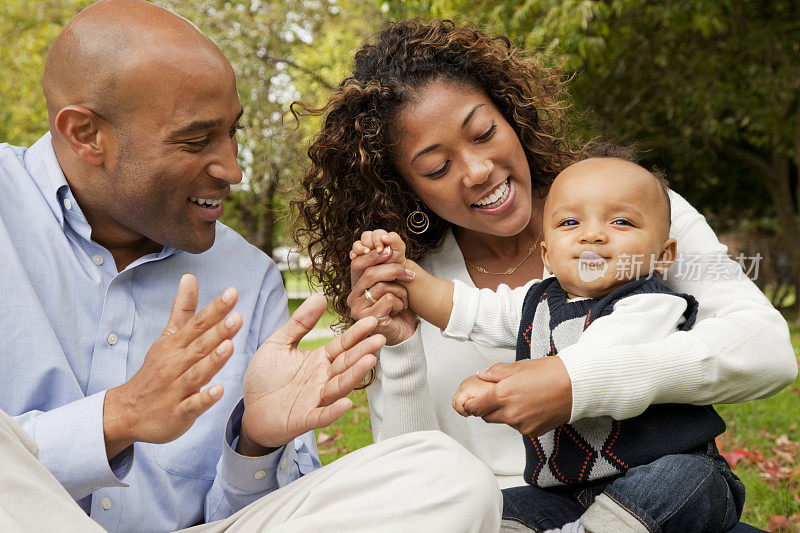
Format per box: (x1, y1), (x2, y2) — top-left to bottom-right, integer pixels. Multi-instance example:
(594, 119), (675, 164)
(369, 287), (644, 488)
(515, 276), (726, 487)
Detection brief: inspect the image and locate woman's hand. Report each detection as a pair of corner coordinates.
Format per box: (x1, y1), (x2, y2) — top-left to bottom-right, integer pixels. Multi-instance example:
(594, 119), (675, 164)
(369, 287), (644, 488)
(452, 357), (573, 437)
(347, 230), (418, 345)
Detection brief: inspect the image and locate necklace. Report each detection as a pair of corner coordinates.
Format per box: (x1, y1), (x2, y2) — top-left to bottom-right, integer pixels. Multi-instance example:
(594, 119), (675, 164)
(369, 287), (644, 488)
(464, 231), (543, 276)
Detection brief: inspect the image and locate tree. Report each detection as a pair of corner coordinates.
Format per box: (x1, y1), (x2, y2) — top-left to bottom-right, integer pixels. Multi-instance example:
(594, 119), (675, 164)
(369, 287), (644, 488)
(383, 0), (800, 313)
(0, 0), (92, 146)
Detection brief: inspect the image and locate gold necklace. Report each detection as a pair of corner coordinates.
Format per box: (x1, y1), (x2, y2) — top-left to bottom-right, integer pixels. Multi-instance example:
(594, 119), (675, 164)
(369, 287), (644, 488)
(464, 232), (543, 276)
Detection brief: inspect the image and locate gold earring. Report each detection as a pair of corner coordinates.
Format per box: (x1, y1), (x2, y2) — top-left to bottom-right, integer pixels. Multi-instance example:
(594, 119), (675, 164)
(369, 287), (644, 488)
(406, 202), (430, 235)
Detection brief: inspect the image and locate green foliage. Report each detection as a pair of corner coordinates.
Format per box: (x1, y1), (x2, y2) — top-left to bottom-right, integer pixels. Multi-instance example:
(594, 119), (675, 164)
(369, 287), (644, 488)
(0, 0), (93, 146)
(384, 0), (800, 227)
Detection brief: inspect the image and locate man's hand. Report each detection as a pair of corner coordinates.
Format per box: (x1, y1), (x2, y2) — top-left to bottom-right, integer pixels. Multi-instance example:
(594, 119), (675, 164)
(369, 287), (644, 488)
(103, 274), (243, 460)
(237, 294), (383, 455)
(452, 357), (573, 437)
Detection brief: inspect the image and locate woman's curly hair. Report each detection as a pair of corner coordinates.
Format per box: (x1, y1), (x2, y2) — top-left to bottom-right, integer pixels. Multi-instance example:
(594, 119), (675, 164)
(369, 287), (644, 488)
(292, 19), (578, 325)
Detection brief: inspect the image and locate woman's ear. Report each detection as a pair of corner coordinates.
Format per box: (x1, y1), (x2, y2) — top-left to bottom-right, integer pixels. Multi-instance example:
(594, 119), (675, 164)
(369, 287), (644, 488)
(655, 238), (678, 275)
(54, 106), (107, 166)
(541, 241), (552, 274)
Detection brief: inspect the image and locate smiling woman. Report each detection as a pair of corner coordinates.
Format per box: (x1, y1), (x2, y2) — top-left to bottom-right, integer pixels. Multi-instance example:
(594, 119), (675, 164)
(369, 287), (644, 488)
(292, 18), (796, 533)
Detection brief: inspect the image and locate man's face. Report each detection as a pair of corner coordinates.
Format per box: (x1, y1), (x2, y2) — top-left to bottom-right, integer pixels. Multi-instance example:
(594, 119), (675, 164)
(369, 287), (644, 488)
(99, 50), (243, 254)
(541, 158), (673, 298)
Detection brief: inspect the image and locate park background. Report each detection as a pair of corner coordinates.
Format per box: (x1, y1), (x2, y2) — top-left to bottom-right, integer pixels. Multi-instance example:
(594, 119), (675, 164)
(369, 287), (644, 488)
(2, 0), (799, 529)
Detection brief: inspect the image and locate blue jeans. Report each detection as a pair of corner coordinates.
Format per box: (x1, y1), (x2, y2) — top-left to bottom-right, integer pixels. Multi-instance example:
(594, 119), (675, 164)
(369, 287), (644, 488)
(502, 441), (745, 532)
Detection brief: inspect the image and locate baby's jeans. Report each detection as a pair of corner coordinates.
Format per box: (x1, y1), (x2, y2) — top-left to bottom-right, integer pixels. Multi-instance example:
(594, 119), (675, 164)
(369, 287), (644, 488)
(501, 441), (745, 533)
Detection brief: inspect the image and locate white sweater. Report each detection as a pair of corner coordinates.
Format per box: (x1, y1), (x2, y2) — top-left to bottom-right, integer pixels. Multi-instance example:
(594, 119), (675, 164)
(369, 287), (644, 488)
(366, 190), (798, 489)
(444, 279), (692, 352)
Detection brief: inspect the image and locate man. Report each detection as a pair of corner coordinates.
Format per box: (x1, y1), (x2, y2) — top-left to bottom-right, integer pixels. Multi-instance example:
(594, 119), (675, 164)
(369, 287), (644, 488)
(0, 1), (501, 531)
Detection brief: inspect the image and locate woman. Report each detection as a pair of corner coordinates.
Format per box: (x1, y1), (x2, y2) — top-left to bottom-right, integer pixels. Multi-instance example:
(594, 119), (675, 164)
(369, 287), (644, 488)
(293, 18), (796, 522)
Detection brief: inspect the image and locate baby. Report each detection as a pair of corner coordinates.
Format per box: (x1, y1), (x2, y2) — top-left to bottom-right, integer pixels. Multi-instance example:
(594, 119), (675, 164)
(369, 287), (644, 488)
(352, 156), (744, 532)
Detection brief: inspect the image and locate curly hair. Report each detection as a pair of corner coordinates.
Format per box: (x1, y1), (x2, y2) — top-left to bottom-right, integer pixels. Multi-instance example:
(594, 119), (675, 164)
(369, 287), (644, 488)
(292, 19), (578, 325)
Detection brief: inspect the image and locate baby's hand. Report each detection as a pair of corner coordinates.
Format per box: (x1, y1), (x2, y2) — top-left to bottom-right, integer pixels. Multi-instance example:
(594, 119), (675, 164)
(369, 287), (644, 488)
(452, 374), (496, 417)
(349, 229), (408, 267)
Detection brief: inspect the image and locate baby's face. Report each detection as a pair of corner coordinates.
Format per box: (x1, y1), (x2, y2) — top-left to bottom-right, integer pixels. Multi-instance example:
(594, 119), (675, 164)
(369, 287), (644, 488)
(541, 158), (675, 299)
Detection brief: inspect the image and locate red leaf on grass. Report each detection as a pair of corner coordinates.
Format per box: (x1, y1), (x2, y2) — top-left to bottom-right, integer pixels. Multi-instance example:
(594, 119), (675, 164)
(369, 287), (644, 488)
(317, 429), (343, 447)
(766, 515), (797, 532)
(720, 448), (750, 468)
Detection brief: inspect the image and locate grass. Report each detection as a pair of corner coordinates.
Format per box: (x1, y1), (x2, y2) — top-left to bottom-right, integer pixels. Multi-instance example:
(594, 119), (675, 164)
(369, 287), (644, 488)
(714, 323), (800, 527)
(298, 303), (800, 527)
(289, 298), (341, 335)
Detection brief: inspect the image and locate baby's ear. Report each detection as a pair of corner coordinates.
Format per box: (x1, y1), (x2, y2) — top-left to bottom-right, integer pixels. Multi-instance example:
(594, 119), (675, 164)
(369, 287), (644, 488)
(655, 238), (678, 275)
(540, 241), (553, 274)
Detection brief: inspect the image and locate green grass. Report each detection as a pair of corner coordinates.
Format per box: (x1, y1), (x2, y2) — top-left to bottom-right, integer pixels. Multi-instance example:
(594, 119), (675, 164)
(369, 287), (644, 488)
(289, 298), (340, 336)
(714, 323), (800, 527)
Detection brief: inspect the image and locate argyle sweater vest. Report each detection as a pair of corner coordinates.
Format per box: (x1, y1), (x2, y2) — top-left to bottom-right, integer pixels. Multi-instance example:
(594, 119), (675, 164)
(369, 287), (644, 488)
(515, 276), (726, 488)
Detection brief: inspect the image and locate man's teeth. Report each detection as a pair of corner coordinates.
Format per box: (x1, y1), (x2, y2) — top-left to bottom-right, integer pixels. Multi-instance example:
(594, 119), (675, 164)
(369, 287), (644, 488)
(189, 197), (222, 208)
(473, 179), (510, 207)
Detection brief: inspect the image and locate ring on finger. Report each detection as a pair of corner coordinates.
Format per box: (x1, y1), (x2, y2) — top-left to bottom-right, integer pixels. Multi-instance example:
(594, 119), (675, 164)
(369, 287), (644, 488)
(364, 288), (377, 304)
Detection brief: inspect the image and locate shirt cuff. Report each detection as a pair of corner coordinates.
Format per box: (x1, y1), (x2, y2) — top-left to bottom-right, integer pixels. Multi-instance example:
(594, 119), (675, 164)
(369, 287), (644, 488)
(219, 399), (292, 493)
(31, 390), (131, 499)
(443, 279), (480, 340)
(377, 326), (427, 383)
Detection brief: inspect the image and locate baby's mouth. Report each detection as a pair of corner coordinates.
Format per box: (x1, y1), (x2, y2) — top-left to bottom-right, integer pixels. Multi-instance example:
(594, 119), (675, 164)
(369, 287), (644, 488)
(577, 251), (609, 282)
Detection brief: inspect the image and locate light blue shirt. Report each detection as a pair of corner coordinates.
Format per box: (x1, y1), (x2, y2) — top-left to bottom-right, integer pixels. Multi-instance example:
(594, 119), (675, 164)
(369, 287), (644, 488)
(0, 133), (320, 532)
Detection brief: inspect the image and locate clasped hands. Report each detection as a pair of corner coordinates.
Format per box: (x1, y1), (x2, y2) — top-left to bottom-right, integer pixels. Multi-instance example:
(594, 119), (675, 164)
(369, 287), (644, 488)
(350, 229), (572, 437)
(103, 274), (382, 460)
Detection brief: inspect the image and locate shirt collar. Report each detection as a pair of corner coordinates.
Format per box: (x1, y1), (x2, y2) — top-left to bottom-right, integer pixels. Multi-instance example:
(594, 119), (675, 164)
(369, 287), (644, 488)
(24, 132), (71, 229)
(23, 132), (180, 263)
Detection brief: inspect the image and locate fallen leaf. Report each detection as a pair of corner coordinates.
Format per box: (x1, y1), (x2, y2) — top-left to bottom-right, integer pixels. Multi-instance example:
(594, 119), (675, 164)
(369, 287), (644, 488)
(352, 411), (360, 424)
(317, 429), (343, 447)
(317, 431), (332, 446)
(766, 515), (796, 532)
(720, 448), (751, 468)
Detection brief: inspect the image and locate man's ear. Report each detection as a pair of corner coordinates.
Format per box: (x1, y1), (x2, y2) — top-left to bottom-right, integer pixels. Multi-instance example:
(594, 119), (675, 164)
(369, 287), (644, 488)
(54, 106), (107, 166)
(654, 238), (678, 275)
(541, 240), (552, 275)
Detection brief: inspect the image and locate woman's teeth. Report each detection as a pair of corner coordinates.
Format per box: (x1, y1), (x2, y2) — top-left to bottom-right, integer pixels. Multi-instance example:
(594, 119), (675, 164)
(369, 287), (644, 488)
(473, 179), (510, 207)
(189, 197), (222, 208)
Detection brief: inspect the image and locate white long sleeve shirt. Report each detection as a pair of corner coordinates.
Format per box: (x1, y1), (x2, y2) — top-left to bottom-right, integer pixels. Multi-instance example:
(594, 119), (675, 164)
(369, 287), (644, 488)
(367, 190), (798, 489)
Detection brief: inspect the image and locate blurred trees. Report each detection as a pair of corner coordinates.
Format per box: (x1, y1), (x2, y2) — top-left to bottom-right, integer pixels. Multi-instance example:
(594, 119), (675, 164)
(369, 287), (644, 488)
(0, 0), (92, 146)
(2, 0), (799, 304)
(387, 0), (800, 312)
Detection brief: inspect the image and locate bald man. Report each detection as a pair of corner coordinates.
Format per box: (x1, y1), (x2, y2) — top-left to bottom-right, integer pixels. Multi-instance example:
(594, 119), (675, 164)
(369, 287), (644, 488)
(0, 1), (501, 532)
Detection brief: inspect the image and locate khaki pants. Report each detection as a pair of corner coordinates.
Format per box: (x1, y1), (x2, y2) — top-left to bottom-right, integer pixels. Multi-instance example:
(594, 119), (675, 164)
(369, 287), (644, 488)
(0, 409), (501, 532)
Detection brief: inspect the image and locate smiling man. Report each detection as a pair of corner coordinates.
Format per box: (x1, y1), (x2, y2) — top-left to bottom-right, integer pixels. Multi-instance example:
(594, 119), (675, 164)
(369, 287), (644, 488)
(0, 1), (501, 531)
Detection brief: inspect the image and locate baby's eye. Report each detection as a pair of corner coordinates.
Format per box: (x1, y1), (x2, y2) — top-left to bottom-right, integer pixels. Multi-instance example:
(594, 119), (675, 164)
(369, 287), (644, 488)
(611, 219), (634, 226)
(557, 219), (578, 227)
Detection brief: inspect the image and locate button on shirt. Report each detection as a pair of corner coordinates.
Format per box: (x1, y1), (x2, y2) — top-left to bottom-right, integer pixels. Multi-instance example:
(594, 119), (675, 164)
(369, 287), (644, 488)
(0, 134), (321, 532)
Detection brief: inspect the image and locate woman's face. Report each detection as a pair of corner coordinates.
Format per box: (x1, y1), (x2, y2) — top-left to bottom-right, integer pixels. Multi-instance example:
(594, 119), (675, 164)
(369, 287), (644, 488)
(393, 79), (533, 237)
